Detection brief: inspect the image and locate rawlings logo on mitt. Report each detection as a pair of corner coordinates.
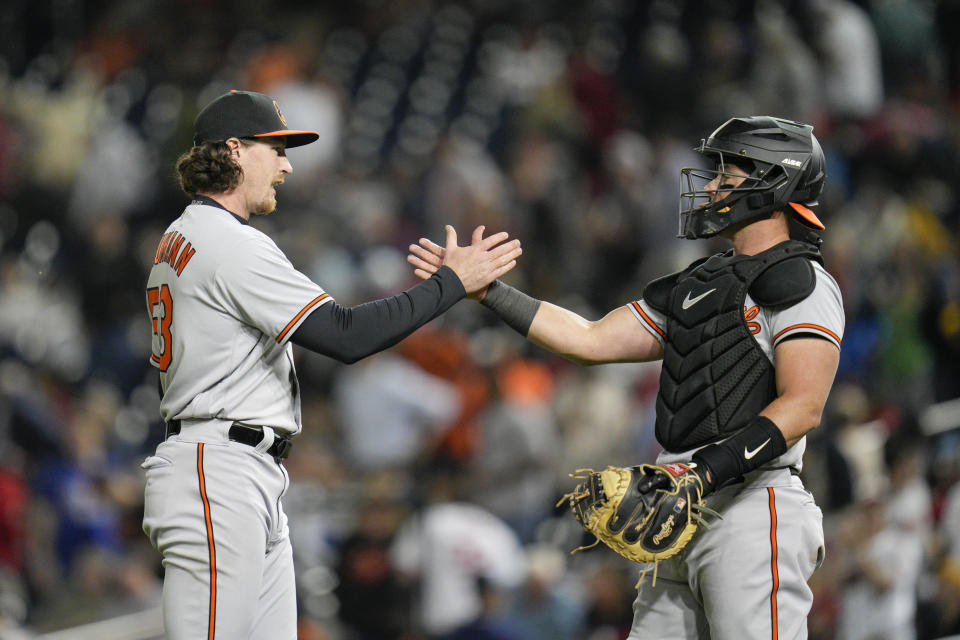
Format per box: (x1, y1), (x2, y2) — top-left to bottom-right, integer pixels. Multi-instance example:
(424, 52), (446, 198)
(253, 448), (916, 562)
(558, 463), (719, 578)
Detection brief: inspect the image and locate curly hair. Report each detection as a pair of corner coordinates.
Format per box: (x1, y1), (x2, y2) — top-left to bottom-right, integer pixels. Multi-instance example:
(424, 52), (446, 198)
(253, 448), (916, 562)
(175, 141), (244, 197)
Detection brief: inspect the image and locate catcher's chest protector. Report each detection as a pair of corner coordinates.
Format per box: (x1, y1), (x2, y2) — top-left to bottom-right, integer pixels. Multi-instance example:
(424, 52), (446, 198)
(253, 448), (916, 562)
(644, 240), (821, 452)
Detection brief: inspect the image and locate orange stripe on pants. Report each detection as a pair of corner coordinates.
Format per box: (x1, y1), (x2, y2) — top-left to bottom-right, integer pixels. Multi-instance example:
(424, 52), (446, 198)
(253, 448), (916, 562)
(768, 487), (779, 640)
(197, 443), (217, 639)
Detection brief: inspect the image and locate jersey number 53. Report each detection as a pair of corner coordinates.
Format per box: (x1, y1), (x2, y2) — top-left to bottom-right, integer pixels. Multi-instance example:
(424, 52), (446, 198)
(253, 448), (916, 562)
(147, 284), (173, 371)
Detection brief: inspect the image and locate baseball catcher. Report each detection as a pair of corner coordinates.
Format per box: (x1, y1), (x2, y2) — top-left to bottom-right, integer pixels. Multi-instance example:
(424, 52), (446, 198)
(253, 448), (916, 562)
(408, 115), (842, 638)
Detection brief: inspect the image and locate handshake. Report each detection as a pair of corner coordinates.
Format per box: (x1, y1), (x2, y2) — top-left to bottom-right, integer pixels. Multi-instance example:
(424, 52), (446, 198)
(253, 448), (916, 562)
(406, 225), (521, 300)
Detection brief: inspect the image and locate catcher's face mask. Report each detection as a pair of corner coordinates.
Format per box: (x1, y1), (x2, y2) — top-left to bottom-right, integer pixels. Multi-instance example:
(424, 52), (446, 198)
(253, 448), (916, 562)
(678, 155), (761, 239)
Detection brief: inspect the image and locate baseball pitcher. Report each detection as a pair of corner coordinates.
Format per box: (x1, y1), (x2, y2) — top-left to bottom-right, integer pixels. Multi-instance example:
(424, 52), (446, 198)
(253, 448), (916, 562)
(142, 90), (521, 639)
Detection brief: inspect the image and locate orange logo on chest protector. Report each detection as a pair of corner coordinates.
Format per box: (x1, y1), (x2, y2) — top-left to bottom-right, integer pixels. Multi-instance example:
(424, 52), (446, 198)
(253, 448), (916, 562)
(273, 100), (287, 127)
(744, 305), (761, 335)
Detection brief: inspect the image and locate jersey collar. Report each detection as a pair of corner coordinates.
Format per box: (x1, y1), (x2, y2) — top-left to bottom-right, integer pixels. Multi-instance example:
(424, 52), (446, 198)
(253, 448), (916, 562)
(191, 195), (249, 225)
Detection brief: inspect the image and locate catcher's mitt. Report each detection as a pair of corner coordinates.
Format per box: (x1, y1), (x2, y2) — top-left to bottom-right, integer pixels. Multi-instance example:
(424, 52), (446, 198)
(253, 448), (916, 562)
(559, 463), (718, 572)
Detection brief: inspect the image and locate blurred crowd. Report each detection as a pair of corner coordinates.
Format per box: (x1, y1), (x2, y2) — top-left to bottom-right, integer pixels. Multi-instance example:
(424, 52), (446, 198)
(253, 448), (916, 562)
(1, 0), (960, 638)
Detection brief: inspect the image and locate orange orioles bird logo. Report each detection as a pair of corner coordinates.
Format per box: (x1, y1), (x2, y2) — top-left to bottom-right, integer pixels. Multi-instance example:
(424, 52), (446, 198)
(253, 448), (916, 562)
(273, 100), (287, 127)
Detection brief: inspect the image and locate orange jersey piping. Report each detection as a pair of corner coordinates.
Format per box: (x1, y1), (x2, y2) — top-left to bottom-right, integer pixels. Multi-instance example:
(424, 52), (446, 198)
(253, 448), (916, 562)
(772, 323), (840, 345)
(276, 294), (330, 343)
(631, 301), (666, 339)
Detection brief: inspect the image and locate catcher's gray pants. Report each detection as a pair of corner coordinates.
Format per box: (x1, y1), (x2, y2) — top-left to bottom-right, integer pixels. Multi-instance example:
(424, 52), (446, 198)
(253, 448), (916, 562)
(629, 467), (824, 640)
(142, 420), (296, 639)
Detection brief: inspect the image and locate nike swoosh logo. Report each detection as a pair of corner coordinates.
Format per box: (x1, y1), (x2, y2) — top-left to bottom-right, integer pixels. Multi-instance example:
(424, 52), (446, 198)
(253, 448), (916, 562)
(681, 288), (717, 310)
(744, 438), (771, 460)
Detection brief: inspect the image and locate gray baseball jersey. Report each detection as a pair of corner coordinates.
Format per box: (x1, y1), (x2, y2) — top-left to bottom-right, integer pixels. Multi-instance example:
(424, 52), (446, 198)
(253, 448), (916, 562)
(626, 258), (843, 639)
(147, 200), (333, 434)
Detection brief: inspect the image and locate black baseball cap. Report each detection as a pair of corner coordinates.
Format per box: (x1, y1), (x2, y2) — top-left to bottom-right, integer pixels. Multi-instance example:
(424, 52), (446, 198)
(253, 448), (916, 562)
(193, 90), (319, 148)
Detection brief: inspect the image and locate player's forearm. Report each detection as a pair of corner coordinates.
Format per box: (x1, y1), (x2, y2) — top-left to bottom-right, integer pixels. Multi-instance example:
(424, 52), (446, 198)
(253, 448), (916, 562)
(692, 340), (837, 489)
(526, 302), (606, 365)
(759, 395), (825, 448)
(482, 282), (663, 364)
(479, 281), (599, 364)
(690, 393), (824, 490)
(291, 266), (465, 363)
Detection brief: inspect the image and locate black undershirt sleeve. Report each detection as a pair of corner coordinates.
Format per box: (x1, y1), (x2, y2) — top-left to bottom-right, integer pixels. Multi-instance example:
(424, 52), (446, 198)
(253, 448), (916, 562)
(290, 265), (465, 364)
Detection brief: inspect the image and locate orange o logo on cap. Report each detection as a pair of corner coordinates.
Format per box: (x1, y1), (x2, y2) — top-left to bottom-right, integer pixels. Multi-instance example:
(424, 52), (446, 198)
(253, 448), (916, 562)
(273, 100), (287, 127)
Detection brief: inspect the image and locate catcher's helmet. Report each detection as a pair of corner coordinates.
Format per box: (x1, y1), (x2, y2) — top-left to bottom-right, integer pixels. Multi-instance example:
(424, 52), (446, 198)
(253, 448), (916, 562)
(678, 116), (826, 239)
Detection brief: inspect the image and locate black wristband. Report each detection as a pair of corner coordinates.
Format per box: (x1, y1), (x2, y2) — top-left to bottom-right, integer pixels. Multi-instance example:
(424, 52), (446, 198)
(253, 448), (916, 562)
(480, 280), (542, 336)
(692, 416), (788, 493)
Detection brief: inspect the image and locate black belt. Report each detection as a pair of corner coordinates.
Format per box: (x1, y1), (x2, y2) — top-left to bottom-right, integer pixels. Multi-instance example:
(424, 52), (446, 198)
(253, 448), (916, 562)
(165, 420), (293, 462)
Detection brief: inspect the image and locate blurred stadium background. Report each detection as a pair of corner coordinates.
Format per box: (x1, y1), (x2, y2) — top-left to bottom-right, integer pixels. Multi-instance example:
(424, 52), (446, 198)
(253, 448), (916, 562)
(1, 0), (960, 638)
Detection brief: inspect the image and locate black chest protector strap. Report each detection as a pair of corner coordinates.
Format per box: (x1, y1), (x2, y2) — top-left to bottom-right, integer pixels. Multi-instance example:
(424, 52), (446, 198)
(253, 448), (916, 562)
(643, 240), (820, 452)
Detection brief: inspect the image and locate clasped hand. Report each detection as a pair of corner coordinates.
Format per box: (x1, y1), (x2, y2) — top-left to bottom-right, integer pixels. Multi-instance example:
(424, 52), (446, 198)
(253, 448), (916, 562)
(408, 225), (521, 300)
